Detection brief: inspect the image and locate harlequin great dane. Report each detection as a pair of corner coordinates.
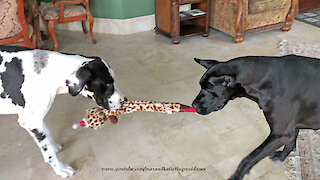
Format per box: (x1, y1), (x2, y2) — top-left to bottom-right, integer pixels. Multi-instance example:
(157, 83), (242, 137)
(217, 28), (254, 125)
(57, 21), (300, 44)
(192, 55), (320, 180)
(0, 46), (126, 178)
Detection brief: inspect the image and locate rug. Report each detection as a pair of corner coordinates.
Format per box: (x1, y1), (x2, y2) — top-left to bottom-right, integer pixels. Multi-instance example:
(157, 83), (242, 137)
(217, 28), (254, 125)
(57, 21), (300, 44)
(295, 8), (320, 28)
(279, 40), (320, 180)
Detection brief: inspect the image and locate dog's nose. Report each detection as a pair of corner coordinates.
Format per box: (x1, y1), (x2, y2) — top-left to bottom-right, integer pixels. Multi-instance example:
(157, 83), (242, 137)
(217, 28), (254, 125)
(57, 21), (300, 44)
(192, 102), (198, 110)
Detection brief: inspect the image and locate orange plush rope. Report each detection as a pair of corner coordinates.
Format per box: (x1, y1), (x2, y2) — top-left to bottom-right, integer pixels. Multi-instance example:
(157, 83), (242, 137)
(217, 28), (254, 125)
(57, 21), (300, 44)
(72, 100), (196, 130)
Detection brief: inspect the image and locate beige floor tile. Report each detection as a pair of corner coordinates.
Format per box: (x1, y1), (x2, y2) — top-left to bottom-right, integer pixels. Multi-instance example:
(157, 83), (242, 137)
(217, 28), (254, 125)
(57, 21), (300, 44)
(185, 165), (224, 180)
(155, 120), (234, 177)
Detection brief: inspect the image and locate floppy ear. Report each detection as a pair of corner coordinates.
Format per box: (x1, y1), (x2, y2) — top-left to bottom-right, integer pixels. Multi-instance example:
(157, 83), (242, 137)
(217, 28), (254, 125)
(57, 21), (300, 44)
(208, 75), (235, 88)
(67, 67), (91, 96)
(194, 58), (220, 69)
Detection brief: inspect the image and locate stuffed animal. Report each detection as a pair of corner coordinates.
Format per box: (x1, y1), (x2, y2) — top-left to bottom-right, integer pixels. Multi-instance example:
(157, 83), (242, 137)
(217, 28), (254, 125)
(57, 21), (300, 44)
(72, 100), (196, 130)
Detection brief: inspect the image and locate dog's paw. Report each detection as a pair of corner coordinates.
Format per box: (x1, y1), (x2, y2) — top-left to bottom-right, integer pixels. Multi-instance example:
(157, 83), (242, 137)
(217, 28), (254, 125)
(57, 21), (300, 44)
(269, 151), (286, 162)
(53, 143), (63, 153)
(228, 174), (240, 180)
(54, 163), (75, 178)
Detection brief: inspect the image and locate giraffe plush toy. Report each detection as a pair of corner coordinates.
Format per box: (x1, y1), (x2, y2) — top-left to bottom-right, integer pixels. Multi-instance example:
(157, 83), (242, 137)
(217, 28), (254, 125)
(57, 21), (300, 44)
(72, 100), (196, 130)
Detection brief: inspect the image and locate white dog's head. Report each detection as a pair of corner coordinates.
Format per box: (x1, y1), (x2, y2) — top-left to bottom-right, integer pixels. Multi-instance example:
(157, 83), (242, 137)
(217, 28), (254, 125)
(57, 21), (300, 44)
(67, 57), (126, 110)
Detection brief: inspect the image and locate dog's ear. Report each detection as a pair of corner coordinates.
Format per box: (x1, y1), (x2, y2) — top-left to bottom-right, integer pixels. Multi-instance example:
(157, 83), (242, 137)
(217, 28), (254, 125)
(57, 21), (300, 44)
(194, 58), (220, 69)
(208, 75), (235, 88)
(67, 67), (91, 96)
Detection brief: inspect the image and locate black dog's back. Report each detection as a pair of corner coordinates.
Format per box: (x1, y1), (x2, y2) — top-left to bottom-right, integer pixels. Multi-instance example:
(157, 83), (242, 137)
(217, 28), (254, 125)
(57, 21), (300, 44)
(234, 55), (320, 128)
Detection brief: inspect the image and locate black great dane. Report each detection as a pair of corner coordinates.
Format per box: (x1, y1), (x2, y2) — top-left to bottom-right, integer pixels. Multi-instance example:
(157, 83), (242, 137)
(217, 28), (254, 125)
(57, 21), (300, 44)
(192, 55), (320, 180)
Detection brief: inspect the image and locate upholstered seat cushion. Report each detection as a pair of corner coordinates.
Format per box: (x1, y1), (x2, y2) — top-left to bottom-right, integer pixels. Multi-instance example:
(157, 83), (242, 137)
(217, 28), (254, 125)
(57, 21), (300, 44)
(39, 2), (87, 20)
(15, 24), (33, 43)
(0, 0), (22, 39)
(248, 0), (289, 14)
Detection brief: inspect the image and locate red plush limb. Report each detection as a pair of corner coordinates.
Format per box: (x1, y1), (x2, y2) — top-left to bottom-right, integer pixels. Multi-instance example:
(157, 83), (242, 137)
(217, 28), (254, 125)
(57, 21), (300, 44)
(179, 104), (196, 112)
(181, 107), (196, 112)
(80, 120), (87, 127)
(109, 116), (118, 124)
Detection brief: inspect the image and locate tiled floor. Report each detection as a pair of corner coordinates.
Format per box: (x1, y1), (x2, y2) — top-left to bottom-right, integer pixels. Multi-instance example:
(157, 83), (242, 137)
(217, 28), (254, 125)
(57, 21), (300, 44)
(1, 20), (320, 180)
(296, 8), (320, 28)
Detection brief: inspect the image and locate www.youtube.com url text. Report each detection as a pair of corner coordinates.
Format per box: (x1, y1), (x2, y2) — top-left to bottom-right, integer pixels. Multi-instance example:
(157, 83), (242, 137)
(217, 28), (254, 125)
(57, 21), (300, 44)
(102, 166), (206, 173)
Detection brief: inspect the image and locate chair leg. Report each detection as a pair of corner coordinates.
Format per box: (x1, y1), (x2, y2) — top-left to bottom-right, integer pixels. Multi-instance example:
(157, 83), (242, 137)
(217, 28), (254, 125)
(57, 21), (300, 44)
(48, 21), (58, 51)
(34, 16), (45, 49)
(81, 21), (88, 34)
(282, 0), (299, 32)
(87, 15), (97, 44)
(31, 33), (37, 47)
(41, 16), (51, 40)
(233, 35), (244, 43)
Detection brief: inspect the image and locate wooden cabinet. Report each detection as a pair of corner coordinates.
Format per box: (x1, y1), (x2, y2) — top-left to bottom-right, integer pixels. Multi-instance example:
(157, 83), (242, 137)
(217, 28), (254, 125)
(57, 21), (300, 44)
(299, 0), (320, 11)
(154, 0), (209, 44)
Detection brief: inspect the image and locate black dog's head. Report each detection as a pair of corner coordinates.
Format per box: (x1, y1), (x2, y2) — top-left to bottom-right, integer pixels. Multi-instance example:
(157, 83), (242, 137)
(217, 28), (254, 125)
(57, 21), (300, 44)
(192, 58), (241, 115)
(67, 56), (127, 110)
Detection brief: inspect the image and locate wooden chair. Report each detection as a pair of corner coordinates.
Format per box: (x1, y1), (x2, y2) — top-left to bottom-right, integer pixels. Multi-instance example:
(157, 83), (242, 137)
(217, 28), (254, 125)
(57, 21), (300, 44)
(39, 0), (96, 51)
(0, 0), (36, 48)
(209, 0), (299, 43)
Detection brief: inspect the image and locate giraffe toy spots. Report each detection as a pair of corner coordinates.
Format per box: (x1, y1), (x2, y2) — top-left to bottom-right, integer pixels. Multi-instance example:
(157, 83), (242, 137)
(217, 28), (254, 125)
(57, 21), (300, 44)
(72, 100), (196, 130)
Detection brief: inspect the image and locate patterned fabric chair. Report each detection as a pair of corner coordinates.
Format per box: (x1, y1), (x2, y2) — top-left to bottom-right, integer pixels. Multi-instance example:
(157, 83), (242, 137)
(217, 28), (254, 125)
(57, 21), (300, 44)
(209, 0), (299, 43)
(39, 0), (96, 51)
(0, 0), (36, 48)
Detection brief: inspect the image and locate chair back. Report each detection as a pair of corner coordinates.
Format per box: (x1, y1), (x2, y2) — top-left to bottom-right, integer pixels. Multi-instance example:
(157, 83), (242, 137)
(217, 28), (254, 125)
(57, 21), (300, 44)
(0, 0), (22, 39)
(0, 0), (34, 48)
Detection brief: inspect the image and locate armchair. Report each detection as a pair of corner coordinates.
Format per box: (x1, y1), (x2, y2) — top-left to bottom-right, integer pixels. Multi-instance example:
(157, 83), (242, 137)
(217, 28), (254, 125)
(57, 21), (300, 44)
(0, 0), (36, 48)
(39, 0), (96, 51)
(209, 0), (299, 43)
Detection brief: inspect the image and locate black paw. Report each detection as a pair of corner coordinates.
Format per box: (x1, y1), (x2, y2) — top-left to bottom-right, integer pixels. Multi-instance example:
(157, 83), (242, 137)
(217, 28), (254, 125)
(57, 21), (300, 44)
(228, 175), (240, 180)
(228, 173), (243, 180)
(269, 151), (286, 162)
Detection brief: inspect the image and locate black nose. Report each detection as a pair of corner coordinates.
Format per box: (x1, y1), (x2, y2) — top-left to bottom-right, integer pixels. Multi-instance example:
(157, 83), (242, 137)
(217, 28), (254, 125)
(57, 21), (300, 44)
(124, 97), (128, 102)
(192, 102), (198, 110)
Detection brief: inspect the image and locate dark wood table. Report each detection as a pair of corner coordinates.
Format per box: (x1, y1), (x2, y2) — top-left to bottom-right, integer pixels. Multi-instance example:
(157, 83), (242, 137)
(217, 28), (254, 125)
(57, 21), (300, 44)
(154, 0), (209, 44)
(299, 0), (320, 11)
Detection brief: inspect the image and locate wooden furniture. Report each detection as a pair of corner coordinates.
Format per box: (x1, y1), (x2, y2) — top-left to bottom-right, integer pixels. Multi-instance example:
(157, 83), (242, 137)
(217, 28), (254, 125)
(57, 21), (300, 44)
(299, 0), (320, 11)
(209, 0), (299, 43)
(24, 0), (44, 48)
(155, 0), (209, 44)
(0, 0), (36, 48)
(39, 0), (96, 51)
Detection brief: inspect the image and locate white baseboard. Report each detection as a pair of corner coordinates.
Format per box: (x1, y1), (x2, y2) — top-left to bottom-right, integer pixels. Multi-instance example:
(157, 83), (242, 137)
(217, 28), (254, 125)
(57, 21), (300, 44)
(40, 14), (156, 35)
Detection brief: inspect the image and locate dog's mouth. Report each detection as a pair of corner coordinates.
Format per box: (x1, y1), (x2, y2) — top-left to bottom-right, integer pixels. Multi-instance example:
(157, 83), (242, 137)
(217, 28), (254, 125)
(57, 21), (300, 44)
(214, 105), (224, 111)
(106, 98), (127, 124)
(109, 115), (118, 124)
(194, 107), (210, 115)
(193, 105), (222, 115)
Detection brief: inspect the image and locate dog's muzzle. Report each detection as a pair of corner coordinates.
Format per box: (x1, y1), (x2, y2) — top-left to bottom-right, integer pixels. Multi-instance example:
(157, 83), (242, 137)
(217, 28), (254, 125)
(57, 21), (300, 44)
(192, 101), (207, 115)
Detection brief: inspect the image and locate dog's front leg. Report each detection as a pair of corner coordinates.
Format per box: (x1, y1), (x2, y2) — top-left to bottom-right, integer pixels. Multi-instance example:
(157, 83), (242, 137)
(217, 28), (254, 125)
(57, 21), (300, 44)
(228, 133), (289, 180)
(18, 114), (74, 178)
(269, 129), (299, 162)
(43, 123), (63, 153)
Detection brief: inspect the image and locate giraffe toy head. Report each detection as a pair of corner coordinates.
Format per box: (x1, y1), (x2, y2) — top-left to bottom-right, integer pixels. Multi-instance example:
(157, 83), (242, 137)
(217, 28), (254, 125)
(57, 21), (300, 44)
(72, 107), (118, 130)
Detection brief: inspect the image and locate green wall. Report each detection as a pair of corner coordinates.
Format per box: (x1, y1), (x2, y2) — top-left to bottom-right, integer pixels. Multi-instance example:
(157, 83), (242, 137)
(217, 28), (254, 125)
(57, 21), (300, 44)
(38, 0), (155, 19)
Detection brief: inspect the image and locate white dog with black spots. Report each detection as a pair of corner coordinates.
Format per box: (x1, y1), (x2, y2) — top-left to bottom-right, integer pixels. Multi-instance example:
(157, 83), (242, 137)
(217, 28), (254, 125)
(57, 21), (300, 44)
(0, 46), (126, 178)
